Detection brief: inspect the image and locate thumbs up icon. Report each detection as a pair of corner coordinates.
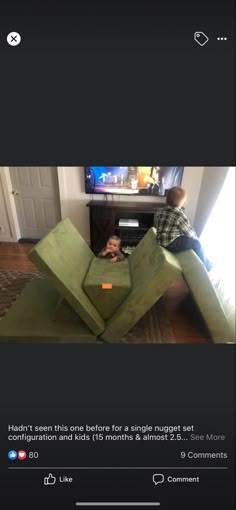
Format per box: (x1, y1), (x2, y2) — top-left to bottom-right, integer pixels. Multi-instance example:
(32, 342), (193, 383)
(44, 473), (56, 486)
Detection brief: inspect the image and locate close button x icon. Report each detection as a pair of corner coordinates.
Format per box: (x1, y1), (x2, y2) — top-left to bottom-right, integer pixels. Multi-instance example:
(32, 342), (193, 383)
(7, 32), (21, 46)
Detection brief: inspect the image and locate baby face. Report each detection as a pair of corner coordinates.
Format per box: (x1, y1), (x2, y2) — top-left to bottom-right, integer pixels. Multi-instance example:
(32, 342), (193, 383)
(107, 238), (120, 253)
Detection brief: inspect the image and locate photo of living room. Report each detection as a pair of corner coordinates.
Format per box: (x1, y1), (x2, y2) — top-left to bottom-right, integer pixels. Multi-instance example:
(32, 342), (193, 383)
(0, 166), (235, 344)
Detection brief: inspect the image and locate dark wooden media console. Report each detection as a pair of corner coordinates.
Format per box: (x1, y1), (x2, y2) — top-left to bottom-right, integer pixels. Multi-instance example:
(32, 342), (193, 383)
(86, 200), (165, 254)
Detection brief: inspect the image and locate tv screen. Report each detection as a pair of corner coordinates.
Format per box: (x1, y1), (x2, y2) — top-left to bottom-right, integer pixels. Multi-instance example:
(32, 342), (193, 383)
(85, 166), (184, 196)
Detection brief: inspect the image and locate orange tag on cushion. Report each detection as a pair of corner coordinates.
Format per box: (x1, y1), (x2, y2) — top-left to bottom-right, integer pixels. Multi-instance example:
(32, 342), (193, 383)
(102, 283), (113, 289)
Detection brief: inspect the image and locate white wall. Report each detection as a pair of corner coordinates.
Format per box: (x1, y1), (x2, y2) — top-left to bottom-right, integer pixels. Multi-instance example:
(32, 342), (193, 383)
(182, 167), (204, 226)
(58, 167), (205, 242)
(57, 167), (91, 242)
(194, 167), (229, 235)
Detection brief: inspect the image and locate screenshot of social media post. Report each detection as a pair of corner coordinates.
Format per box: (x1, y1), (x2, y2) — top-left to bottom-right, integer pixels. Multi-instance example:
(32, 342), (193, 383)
(0, 166), (235, 510)
(0, 1), (235, 509)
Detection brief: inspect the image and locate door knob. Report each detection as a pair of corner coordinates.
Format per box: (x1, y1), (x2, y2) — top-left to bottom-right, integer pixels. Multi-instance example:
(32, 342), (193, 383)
(11, 190), (20, 196)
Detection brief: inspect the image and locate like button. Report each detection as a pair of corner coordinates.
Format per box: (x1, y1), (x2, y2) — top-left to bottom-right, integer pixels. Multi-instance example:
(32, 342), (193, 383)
(44, 473), (57, 486)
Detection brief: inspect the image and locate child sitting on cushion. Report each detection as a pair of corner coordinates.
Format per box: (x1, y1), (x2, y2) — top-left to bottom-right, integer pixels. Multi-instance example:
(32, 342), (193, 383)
(98, 235), (125, 263)
(156, 186), (212, 271)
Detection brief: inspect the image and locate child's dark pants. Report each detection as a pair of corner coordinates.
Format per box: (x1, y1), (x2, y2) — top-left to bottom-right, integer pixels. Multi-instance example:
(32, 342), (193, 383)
(166, 235), (212, 271)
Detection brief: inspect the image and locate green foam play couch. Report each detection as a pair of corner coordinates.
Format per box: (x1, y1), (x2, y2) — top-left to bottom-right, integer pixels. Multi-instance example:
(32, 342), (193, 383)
(100, 227), (182, 341)
(27, 219), (182, 341)
(0, 218), (232, 343)
(175, 251), (233, 343)
(83, 257), (131, 320)
(27, 218), (105, 336)
(0, 278), (97, 343)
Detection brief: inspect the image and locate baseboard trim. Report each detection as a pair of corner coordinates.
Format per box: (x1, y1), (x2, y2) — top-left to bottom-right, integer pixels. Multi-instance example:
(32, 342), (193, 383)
(18, 238), (40, 244)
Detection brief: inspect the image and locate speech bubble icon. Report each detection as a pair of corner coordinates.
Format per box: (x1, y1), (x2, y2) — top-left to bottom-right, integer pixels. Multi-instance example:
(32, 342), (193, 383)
(153, 473), (164, 485)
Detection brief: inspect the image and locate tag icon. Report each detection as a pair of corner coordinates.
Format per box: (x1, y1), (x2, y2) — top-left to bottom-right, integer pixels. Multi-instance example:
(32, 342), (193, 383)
(194, 31), (209, 46)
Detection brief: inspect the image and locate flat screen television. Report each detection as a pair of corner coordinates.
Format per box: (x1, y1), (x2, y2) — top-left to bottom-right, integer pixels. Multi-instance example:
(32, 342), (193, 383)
(85, 166), (184, 196)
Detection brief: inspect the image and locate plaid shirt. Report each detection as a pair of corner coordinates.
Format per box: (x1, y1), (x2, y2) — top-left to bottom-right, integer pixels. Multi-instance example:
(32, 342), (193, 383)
(156, 206), (197, 247)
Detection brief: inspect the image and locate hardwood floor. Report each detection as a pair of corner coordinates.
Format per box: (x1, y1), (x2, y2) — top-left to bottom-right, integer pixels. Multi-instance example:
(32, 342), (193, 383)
(162, 278), (211, 343)
(0, 242), (39, 272)
(0, 242), (210, 343)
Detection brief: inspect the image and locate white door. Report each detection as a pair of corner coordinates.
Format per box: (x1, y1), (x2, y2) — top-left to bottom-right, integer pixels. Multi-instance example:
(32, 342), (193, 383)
(9, 167), (61, 239)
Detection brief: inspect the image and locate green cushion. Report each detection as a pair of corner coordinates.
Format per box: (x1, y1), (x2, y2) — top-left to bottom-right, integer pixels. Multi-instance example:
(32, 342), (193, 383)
(83, 258), (131, 319)
(28, 218), (104, 336)
(101, 228), (182, 342)
(0, 279), (97, 342)
(175, 250), (232, 343)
